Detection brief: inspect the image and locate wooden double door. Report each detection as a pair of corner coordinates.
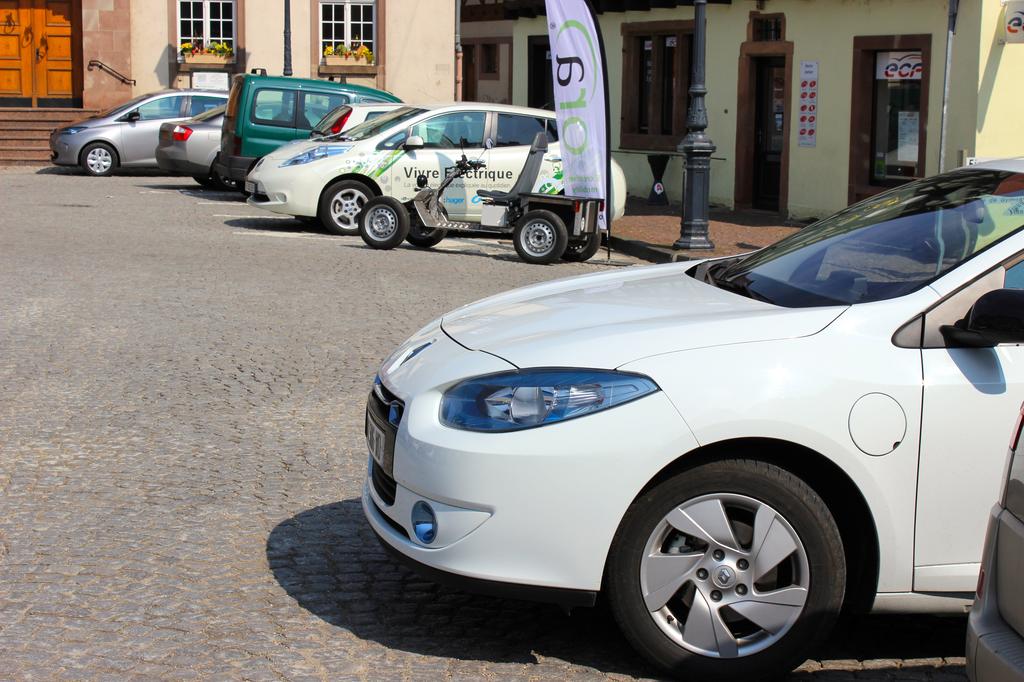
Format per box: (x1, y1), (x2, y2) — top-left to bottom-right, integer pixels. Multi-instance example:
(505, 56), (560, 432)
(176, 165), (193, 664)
(0, 0), (78, 107)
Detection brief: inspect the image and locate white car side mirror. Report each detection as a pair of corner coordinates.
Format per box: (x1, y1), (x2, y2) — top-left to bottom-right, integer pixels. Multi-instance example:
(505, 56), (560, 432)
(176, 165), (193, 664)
(404, 135), (424, 150)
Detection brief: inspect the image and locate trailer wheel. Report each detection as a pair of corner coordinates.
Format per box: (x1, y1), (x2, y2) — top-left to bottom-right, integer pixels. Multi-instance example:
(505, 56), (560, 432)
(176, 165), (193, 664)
(405, 221), (447, 248)
(358, 196), (410, 250)
(513, 210), (568, 265)
(562, 231), (602, 262)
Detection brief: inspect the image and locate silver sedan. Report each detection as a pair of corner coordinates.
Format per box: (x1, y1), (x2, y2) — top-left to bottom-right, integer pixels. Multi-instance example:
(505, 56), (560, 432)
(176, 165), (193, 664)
(49, 89), (227, 177)
(155, 105), (237, 191)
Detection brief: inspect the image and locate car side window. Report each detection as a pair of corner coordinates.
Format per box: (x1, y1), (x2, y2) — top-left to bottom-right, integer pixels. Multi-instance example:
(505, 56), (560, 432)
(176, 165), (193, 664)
(252, 89), (297, 128)
(1005, 260), (1024, 290)
(495, 114), (547, 147)
(301, 92), (349, 130)
(136, 96), (186, 121)
(410, 112), (486, 149)
(188, 96), (224, 117)
(378, 131), (406, 150)
(919, 254), (1024, 347)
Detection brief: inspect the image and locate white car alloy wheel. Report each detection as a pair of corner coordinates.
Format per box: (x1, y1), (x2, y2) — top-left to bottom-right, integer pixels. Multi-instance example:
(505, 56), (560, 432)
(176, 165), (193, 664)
(640, 493), (809, 658)
(607, 460), (844, 681)
(330, 187), (367, 231)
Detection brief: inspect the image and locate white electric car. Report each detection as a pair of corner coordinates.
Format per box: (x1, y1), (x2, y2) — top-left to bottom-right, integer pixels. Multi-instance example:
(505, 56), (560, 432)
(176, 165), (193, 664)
(363, 160), (1024, 680)
(244, 103), (627, 235)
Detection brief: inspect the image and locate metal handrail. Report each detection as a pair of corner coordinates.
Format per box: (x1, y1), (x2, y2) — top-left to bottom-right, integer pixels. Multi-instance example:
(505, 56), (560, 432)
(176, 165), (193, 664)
(87, 59), (135, 86)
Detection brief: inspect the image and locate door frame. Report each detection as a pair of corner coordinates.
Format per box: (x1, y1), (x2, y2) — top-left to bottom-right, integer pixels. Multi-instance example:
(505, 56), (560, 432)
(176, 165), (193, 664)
(0, 0), (83, 107)
(733, 14), (792, 214)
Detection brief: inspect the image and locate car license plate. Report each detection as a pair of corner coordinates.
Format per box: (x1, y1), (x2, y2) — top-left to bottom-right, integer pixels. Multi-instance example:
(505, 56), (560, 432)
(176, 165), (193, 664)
(244, 181), (256, 194)
(366, 414), (388, 470)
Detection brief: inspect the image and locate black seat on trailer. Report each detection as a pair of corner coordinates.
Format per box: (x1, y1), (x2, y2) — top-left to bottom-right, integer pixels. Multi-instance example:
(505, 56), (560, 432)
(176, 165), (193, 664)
(477, 132), (549, 204)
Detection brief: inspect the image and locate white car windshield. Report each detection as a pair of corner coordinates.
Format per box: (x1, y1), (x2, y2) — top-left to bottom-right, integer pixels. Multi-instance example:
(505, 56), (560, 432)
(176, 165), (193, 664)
(713, 169), (1024, 307)
(341, 106), (426, 142)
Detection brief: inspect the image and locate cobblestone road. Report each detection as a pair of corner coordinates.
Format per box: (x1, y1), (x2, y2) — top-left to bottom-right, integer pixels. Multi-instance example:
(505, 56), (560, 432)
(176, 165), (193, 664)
(0, 168), (968, 680)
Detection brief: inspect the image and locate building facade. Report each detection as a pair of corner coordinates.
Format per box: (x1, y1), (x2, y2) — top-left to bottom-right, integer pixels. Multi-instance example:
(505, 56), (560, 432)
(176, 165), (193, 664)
(0, 0), (456, 112)
(462, 0), (1024, 219)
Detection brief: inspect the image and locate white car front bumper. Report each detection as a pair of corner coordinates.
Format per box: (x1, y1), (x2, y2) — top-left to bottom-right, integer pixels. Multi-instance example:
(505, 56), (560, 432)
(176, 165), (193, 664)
(362, 329), (698, 603)
(245, 158), (323, 217)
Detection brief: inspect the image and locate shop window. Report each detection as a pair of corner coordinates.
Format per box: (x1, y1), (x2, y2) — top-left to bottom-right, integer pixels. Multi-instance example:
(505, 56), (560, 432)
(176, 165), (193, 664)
(320, 0), (376, 56)
(621, 22), (692, 151)
(848, 35), (931, 203)
(178, 0), (235, 51)
(871, 51), (923, 183)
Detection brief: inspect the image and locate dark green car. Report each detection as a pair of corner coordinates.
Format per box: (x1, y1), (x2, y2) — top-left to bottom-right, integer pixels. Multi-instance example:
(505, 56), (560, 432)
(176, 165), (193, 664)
(216, 73), (400, 184)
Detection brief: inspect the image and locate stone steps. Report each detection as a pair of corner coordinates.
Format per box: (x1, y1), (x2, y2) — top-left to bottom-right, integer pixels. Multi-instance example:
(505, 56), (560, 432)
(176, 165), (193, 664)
(0, 108), (94, 165)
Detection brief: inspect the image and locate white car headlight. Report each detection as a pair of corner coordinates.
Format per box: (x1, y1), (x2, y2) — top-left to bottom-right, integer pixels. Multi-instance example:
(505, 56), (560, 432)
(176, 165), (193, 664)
(440, 369), (659, 432)
(279, 144), (352, 167)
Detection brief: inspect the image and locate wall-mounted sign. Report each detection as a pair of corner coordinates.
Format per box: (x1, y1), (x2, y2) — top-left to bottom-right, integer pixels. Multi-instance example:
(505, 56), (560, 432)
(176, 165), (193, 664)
(875, 51), (923, 80)
(192, 71), (230, 91)
(798, 61), (818, 148)
(1005, 0), (1024, 43)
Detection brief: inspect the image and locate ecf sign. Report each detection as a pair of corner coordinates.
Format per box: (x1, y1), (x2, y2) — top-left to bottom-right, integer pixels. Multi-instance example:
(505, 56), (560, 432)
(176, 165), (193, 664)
(1004, 0), (1024, 43)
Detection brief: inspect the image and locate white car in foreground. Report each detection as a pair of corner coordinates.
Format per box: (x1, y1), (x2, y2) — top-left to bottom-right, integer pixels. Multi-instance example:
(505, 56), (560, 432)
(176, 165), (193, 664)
(363, 160), (1024, 679)
(245, 103), (626, 235)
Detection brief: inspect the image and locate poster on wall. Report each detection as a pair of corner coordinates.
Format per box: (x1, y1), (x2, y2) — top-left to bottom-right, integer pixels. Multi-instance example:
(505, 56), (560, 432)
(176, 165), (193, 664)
(1005, 1), (1024, 43)
(897, 111), (920, 162)
(797, 61), (819, 148)
(193, 71), (230, 91)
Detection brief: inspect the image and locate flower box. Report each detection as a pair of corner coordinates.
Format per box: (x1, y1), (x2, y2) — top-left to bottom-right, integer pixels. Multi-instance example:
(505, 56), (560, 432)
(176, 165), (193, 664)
(183, 53), (233, 65)
(324, 55), (373, 66)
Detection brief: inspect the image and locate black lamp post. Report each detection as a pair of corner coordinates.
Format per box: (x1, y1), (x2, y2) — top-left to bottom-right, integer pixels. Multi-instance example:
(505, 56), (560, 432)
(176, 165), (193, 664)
(283, 0), (293, 76)
(673, 0), (715, 250)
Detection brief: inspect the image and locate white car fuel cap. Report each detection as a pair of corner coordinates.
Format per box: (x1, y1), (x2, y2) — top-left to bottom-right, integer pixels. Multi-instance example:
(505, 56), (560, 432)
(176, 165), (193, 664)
(849, 393), (907, 456)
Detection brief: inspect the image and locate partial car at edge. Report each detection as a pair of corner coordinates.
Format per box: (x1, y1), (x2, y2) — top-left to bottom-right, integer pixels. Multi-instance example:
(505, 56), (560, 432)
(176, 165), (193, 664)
(967, 402), (1024, 682)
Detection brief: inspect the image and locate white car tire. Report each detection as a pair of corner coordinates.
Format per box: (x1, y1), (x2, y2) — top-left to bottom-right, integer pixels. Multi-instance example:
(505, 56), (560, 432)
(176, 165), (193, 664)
(319, 179), (374, 236)
(606, 459), (846, 682)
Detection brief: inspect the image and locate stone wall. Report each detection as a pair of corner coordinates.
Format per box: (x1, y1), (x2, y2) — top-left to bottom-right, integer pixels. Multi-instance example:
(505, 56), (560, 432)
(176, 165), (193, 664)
(81, 0), (133, 109)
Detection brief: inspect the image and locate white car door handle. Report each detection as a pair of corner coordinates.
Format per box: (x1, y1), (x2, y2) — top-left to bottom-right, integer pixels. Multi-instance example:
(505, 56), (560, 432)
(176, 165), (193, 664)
(544, 155), (562, 162)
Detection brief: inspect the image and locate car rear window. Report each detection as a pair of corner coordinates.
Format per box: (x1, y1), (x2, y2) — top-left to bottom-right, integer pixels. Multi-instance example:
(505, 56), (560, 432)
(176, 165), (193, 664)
(301, 92), (350, 129)
(496, 113), (557, 146)
(252, 89), (297, 128)
(189, 95), (225, 117)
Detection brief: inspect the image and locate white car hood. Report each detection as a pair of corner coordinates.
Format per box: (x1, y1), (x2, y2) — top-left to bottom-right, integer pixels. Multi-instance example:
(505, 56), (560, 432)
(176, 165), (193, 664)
(440, 263), (847, 369)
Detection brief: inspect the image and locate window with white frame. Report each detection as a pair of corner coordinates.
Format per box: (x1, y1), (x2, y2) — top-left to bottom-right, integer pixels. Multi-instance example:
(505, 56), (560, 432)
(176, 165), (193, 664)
(320, 0), (376, 56)
(178, 0), (236, 52)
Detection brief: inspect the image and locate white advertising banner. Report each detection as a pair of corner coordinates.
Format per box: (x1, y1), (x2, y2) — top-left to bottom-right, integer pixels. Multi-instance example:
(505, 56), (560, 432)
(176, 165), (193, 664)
(1005, 1), (1024, 43)
(544, 0), (610, 229)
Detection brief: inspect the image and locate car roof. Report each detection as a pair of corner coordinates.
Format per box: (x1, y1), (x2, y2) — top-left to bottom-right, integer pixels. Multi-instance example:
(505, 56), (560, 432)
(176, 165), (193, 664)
(970, 158), (1024, 173)
(407, 102), (555, 118)
(236, 74), (400, 101)
(144, 89), (228, 96)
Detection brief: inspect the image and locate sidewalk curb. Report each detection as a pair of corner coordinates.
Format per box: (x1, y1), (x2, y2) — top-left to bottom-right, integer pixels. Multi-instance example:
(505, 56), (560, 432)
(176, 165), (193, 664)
(609, 235), (696, 264)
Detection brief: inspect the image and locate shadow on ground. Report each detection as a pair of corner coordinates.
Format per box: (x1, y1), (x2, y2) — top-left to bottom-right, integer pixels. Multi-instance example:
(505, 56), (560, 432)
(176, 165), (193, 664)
(268, 500), (967, 679)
